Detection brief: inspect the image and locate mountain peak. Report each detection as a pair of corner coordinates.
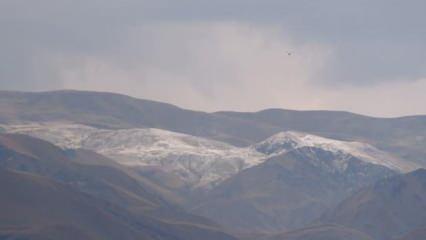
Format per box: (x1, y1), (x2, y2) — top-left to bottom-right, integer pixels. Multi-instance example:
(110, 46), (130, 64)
(259, 131), (352, 149)
(253, 131), (418, 172)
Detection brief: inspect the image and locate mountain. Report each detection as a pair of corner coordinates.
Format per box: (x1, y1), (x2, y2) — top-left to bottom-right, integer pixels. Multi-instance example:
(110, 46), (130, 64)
(0, 133), (237, 240)
(265, 224), (374, 240)
(3, 123), (411, 190)
(395, 226), (426, 240)
(1, 122), (410, 236)
(0, 90), (277, 146)
(1, 89), (425, 239)
(0, 133), (171, 210)
(0, 169), (238, 240)
(190, 146), (396, 234)
(0, 169), (149, 240)
(320, 169), (426, 240)
(217, 109), (426, 167)
(1, 90), (426, 167)
(1, 122), (266, 190)
(253, 131), (417, 172)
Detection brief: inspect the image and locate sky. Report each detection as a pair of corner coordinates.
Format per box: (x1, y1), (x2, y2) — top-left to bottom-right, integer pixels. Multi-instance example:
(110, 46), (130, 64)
(1, 0), (425, 117)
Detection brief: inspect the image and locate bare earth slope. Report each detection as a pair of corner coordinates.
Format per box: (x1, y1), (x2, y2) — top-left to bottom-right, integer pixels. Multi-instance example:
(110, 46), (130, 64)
(266, 224), (374, 240)
(320, 169), (426, 240)
(0, 169), (177, 240)
(191, 147), (396, 234)
(0, 134), (237, 240)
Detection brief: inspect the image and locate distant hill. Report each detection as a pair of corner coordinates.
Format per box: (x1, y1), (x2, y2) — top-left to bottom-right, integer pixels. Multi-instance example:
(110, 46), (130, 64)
(0, 90), (275, 146)
(1, 90), (425, 167)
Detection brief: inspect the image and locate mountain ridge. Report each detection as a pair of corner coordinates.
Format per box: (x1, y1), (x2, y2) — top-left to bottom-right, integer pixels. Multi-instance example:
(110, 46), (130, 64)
(1, 90), (425, 167)
(2, 122), (410, 190)
(4, 89), (426, 119)
(190, 146), (396, 234)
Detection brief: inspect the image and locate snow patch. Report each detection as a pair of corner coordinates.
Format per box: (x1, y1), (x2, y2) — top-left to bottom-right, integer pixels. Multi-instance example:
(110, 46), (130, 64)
(2, 124), (416, 189)
(1, 122), (266, 189)
(253, 131), (417, 172)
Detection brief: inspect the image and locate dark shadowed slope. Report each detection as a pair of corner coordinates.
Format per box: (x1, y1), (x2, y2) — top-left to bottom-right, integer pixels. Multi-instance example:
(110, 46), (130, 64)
(321, 169), (426, 240)
(0, 169), (175, 240)
(395, 226), (426, 240)
(0, 134), (237, 240)
(266, 224), (374, 240)
(64, 148), (221, 226)
(0, 133), (169, 211)
(1, 90), (426, 166)
(191, 147), (395, 234)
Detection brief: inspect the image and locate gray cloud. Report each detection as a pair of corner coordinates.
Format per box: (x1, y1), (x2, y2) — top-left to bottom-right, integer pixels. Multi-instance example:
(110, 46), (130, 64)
(0, 0), (425, 116)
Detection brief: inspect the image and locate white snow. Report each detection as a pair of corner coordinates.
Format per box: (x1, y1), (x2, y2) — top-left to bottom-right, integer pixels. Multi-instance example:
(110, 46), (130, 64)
(253, 131), (417, 172)
(1, 123), (416, 189)
(1, 122), (266, 189)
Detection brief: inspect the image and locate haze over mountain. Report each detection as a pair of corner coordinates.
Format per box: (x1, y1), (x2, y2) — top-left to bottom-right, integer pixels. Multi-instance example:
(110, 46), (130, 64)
(2, 0), (426, 238)
(2, 0), (426, 117)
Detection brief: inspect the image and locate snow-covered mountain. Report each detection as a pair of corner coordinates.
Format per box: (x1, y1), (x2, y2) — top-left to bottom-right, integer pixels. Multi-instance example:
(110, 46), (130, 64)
(1, 123), (416, 189)
(1, 122), (266, 189)
(191, 133), (406, 233)
(253, 131), (417, 172)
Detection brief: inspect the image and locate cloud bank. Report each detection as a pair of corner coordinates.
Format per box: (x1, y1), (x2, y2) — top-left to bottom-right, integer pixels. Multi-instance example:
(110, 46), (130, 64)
(0, 0), (425, 117)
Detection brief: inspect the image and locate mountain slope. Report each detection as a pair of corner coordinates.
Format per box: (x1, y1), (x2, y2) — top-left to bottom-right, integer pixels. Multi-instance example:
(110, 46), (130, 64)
(265, 224), (374, 240)
(0, 133), (169, 211)
(0, 134), (237, 239)
(0, 169), (237, 240)
(191, 147), (396, 234)
(320, 169), (426, 240)
(0, 169), (177, 240)
(395, 226), (426, 240)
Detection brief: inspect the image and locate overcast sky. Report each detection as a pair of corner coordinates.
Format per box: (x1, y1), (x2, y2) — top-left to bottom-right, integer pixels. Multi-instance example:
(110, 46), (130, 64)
(1, 0), (425, 117)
